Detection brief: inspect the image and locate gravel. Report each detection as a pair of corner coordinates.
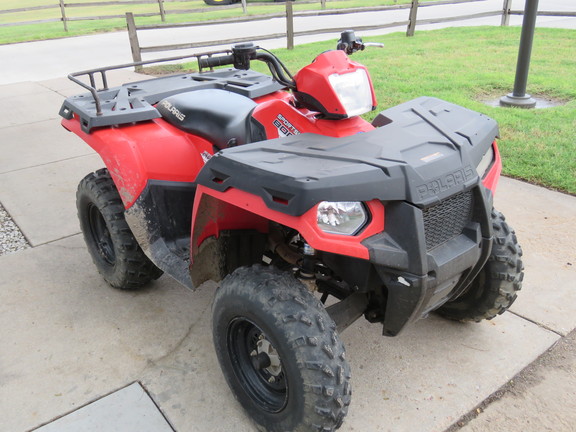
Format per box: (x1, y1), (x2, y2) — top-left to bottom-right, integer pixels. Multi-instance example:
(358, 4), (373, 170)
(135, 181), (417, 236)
(0, 203), (30, 256)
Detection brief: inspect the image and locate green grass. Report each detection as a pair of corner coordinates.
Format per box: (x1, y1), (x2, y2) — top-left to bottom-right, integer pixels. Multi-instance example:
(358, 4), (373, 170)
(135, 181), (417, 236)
(361, 27), (576, 195)
(164, 26), (576, 194)
(2, 3), (574, 194)
(0, 0), (424, 44)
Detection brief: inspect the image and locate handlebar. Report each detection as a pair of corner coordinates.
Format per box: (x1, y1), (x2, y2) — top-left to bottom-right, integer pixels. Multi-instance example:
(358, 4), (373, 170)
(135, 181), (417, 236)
(196, 31), (380, 90)
(197, 43), (296, 90)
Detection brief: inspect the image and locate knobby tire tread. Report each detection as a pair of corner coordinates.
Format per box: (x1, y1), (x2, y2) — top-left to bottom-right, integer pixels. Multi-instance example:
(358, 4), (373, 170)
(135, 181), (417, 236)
(213, 265), (351, 432)
(437, 209), (524, 322)
(77, 168), (163, 289)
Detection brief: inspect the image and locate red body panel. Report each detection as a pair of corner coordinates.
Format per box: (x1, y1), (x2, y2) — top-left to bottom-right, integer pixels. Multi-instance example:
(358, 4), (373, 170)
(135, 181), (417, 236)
(482, 141), (502, 194)
(293, 50), (377, 117)
(191, 152), (503, 261)
(63, 74), (501, 265)
(190, 142), (502, 261)
(62, 83), (375, 209)
(191, 185), (385, 261)
(252, 93), (374, 139)
(253, 98), (374, 138)
(62, 115), (214, 208)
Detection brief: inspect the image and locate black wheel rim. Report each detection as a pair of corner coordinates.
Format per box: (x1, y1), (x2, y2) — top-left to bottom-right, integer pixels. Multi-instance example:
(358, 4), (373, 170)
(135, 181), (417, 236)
(87, 203), (116, 266)
(227, 317), (288, 413)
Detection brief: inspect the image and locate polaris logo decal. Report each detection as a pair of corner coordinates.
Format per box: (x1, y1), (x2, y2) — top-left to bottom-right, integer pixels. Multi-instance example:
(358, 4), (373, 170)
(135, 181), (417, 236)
(161, 100), (186, 122)
(416, 166), (475, 199)
(273, 114), (300, 137)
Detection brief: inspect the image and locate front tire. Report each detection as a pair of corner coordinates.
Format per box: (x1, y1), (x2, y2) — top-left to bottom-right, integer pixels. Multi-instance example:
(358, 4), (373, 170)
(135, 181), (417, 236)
(437, 209), (523, 322)
(76, 168), (163, 289)
(212, 265), (351, 431)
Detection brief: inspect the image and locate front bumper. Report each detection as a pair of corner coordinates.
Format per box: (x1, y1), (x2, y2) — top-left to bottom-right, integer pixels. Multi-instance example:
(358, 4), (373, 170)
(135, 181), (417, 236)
(362, 184), (494, 336)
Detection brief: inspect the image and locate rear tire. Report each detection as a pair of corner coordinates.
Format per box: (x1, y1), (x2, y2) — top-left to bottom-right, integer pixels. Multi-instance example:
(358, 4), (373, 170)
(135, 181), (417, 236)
(212, 265), (351, 431)
(437, 209), (523, 322)
(77, 168), (163, 289)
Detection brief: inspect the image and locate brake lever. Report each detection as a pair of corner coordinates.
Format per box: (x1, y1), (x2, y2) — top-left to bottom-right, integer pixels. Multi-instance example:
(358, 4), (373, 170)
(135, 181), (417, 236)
(337, 30), (384, 54)
(363, 42), (385, 48)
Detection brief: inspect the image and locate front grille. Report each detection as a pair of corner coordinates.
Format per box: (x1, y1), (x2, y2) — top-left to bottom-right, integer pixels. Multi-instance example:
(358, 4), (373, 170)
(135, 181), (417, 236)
(422, 190), (474, 251)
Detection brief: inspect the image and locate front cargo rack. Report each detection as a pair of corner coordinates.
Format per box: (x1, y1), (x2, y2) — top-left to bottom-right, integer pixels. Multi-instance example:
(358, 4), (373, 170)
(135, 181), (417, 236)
(59, 50), (284, 133)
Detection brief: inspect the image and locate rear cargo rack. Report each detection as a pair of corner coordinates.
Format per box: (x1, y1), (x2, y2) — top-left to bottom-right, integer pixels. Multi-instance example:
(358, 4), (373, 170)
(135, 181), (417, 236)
(59, 51), (284, 133)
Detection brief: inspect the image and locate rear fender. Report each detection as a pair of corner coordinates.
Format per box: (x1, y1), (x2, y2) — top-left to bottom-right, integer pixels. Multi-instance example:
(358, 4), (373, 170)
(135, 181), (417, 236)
(62, 116), (213, 208)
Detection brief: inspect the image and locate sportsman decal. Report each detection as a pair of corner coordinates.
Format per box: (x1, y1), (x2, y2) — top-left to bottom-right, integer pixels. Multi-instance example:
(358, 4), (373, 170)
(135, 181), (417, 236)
(273, 114), (300, 137)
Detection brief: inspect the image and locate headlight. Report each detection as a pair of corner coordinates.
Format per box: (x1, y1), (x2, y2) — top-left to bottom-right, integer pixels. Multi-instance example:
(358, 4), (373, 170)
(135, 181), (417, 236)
(476, 145), (495, 178)
(317, 201), (368, 235)
(328, 69), (373, 117)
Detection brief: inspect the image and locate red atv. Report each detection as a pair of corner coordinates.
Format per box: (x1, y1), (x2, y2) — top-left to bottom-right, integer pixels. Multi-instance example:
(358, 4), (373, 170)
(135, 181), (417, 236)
(60, 31), (523, 432)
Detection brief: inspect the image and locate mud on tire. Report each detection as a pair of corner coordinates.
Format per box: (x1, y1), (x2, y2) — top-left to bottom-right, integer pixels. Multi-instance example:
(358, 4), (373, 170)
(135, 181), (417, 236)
(77, 168), (163, 289)
(212, 265), (351, 432)
(437, 209), (524, 322)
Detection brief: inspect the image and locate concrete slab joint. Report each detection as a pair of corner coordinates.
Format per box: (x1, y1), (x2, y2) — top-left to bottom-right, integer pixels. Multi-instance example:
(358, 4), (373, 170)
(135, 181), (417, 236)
(33, 382), (175, 432)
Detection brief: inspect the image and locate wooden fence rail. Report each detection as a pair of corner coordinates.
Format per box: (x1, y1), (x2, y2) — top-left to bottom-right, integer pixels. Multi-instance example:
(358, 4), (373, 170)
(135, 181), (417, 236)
(2, 0), (575, 37)
(126, 0), (487, 61)
(126, 0), (575, 67)
(0, 0), (325, 32)
(0, 0), (166, 31)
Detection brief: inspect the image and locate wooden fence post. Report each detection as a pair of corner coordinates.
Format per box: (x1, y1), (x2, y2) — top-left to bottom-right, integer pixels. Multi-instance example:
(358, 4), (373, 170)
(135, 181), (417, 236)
(126, 12), (143, 72)
(157, 0), (166, 22)
(286, 1), (294, 50)
(406, 0), (418, 36)
(59, 0), (68, 32)
(501, 0), (512, 26)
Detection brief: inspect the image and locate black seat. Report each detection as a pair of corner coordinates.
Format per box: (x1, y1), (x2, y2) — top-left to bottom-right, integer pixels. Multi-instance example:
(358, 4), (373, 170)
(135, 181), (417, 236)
(157, 88), (264, 149)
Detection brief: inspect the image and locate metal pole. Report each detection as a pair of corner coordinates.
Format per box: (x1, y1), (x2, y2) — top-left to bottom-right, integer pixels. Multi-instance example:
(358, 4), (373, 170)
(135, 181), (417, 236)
(500, 0), (539, 108)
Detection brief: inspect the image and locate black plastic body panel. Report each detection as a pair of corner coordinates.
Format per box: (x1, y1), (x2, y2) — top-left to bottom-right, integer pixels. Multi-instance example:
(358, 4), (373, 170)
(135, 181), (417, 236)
(59, 68), (284, 133)
(362, 185), (494, 336)
(196, 97), (498, 216)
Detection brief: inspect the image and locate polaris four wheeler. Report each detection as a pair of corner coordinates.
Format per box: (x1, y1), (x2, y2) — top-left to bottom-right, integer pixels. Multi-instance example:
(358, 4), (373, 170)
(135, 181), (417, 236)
(60, 31), (523, 432)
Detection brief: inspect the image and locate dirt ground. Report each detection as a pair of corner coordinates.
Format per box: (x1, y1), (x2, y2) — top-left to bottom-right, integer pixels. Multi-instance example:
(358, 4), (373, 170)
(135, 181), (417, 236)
(448, 326), (576, 431)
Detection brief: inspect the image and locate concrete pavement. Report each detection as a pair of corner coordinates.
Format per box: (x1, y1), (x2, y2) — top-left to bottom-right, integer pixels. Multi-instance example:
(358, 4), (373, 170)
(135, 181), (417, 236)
(0, 71), (575, 431)
(1, 2), (576, 431)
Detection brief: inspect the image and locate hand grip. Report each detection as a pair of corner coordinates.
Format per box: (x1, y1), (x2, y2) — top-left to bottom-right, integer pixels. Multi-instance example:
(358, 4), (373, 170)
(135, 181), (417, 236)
(198, 54), (234, 69)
